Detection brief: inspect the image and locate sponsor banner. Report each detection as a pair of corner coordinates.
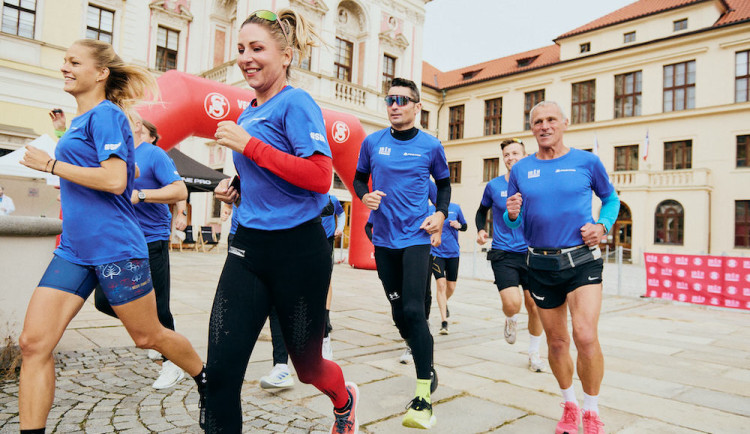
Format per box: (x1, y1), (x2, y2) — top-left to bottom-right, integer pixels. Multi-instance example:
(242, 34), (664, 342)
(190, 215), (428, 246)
(643, 253), (750, 311)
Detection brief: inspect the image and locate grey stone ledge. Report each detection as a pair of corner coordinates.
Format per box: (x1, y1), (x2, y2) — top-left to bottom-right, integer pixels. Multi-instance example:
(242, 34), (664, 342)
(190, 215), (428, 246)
(0, 215), (62, 236)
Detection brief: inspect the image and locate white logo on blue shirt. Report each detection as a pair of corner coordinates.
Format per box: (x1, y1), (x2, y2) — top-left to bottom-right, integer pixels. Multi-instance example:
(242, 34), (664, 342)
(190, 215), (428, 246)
(528, 169), (540, 178)
(378, 146), (391, 156)
(309, 131), (326, 142)
(104, 143), (121, 151)
(501, 191), (507, 197)
(555, 169), (577, 173)
(403, 152), (422, 157)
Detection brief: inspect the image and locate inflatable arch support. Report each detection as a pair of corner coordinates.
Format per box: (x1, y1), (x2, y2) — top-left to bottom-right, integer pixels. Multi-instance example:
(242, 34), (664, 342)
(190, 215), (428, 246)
(138, 71), (375, 269)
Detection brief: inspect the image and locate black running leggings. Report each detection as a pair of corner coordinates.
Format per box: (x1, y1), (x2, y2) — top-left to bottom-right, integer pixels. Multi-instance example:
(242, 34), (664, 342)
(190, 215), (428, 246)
(205, 220), (348, 432)
(374, 244), (434, 379)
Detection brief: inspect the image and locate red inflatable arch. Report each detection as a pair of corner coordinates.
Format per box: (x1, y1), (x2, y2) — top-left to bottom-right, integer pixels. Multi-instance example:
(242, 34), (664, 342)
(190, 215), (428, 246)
(137, 70), (375, 269)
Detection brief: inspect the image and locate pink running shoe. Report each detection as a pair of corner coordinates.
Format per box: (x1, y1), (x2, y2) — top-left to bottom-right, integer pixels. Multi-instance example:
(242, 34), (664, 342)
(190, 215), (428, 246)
(330, 382), (359, 434)
(583, 410), (605, 434)
(555, 401), (581, 434)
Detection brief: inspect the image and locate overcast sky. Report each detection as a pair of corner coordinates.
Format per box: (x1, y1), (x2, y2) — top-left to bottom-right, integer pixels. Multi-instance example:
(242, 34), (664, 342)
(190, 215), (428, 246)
(423, 0), (635, 71)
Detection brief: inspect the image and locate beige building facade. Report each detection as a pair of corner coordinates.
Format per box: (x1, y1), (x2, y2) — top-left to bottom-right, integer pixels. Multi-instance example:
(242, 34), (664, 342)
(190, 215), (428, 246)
(421, 0), (750, 264)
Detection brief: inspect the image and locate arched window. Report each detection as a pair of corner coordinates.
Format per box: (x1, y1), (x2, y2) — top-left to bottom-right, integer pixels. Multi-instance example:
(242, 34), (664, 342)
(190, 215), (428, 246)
(654, 200), (684, 244)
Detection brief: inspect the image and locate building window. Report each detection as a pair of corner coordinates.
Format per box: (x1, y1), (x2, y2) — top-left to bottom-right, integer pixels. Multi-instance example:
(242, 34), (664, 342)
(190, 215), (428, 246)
(737, 135), (750, 168)
(524, 89), (545, 130)
(155, 26), (179, 72)
(484, 98), (502, 136)
(623, 31), (636, 43)
(334, 37), (353, 82)
(382, 54), (396, 94)
(571, 80), (595, 124)
(420, 110), (429, 129)
(664, 140), (692, 170)
(449, 105), (464, 140)
(664, 60), (696, 112)
(86, 4), (114, 43)
(483, 158), (499, 182)
(673, 18), (687, 32)
(2, 0), (36, 38)
(448, 161), (462, 184)
(736, 50), (749, 103)
(614, 71), (642, 118)
(333, 173), (345, 189)
(614, 145), (639, 171)
(580, 42), (590, 53)
(654, 200), (684, 245)
(736, 200), (750, 248)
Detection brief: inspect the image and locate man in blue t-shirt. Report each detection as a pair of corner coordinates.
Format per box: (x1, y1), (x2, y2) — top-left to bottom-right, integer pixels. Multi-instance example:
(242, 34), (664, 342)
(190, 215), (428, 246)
(429, 202), (466, 335)
(476, 138), (546, 374)
(506, 101), (619, 434)
(354, 77), (449, 430)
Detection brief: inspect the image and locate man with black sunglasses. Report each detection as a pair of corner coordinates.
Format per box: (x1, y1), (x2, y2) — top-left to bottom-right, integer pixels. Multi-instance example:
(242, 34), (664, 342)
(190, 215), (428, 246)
(354, 77), (450, 430)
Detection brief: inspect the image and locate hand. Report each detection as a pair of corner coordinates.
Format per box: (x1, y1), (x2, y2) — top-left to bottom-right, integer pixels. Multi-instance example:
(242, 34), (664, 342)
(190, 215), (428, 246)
(580, 222), (605, 247)
(130, 189), (140, 204)
(476, 229), (488, 245)
(362, 190), (386, 210)
(420, 211), (445, 234)
(334, 229), (343, 237)
(20, 145), (53, 172)
(430, 231), (442, 247)
(49, 109), (66, 131)
(174, 213), (187, 231)
(220, 204), (231, 222)
(215, 121), (252, 153)
(506, 193), (523, 220)
(449, 220), (461, 229)
(214, 177), (239, 204)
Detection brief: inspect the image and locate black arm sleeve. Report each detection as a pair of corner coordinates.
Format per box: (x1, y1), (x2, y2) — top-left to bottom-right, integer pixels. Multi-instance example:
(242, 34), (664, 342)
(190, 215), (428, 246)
(459, 223), (468, 232)
(353, 170), (370, 200)
(435, 177), (451, 218)
(475, 204), (490, 232)
(364, 222), (373, 242)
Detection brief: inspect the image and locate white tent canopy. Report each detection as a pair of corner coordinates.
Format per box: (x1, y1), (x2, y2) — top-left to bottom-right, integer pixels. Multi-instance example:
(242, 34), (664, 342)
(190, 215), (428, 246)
(0, 134), (59, 185)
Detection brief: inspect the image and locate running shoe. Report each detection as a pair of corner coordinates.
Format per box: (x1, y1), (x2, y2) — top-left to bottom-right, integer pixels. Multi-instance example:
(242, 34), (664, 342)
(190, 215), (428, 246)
(152, 360), (185, 389)
(555, 401), (581, 434)
(322, 336), (333, 361)
(430, 367), (438, 394)
(147, 349), (161, 360)
(582, 410), (605, 434)
(402, 397), (436, 429)
(260, 364), (294, 389)
(330, 382), (359, 434)
(399, 346), (413, 364)
(439, 321), (449, 335)
(504, 317), (518, 344)
(528, 351), (546, 373)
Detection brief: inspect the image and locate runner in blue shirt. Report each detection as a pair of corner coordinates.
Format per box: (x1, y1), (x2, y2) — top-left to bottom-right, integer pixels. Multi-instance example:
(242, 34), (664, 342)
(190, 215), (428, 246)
(506, 101), (619, 434)
(19, 39), (206, 433)
(476, 138), (546, 373)
(429, 202), (466, 335)
(210, 10), (358, 434)
(354, 77), (450, 429)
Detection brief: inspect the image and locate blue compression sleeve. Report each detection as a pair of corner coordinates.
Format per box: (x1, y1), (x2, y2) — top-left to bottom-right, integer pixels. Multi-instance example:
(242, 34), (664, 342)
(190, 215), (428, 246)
(597, 191), (621, 232)
(503, 208), (522, 229)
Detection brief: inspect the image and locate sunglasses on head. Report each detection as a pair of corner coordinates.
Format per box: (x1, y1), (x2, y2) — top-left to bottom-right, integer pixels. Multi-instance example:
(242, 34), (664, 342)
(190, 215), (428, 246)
(250, 10), (289, 43)
(384, 95), (417, 107)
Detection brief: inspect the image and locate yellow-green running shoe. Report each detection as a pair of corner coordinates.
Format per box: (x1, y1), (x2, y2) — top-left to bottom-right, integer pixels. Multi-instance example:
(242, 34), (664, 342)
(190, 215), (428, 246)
(402, 397), (436, 429)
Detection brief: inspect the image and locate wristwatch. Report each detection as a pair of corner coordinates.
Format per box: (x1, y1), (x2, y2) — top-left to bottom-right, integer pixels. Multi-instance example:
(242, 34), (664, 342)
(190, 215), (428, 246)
(137, 190), (146, 202)
(180, 210), (188, 216)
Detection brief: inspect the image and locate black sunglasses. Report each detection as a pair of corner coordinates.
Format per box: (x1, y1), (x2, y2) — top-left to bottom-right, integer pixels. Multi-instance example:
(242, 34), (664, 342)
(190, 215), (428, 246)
(384, 95), (417, 107)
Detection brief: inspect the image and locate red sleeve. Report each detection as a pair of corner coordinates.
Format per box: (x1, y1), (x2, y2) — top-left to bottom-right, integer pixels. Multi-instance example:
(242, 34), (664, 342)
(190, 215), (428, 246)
(243, 137), (332, 194)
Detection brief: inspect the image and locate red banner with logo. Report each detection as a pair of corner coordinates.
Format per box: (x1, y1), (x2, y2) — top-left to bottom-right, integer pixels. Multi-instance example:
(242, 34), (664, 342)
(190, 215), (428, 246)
(643, 253), (750, 311)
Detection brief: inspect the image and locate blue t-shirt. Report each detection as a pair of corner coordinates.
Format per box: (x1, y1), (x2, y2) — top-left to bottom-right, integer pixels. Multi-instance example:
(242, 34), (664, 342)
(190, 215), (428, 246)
(322, 194), (344, 238)
(234, 86), (331, 230)
(430, 203), (466, 258)
(133, 143), (182, 242)
(356, 129), (450, 249)
(55, 100), (147, 265)
(481, 176), (527, 253)
(229, 203), (239, 235)
(507, 148), (614, 248)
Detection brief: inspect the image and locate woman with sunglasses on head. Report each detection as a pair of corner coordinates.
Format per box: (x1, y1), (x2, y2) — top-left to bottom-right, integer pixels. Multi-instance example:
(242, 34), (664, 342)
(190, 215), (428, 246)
(18, 39), (206, 434)
(210, 9), (358, 434)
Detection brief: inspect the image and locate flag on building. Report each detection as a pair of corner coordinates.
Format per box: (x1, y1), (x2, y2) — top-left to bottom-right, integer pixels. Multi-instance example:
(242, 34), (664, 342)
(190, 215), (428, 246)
(642, 129), (649, 161)
(593, 133), (599, 156)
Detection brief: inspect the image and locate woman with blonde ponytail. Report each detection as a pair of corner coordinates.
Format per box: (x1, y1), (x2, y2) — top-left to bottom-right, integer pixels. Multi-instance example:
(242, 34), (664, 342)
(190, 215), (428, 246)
(19, 39), (206, 434)
(209, 9), (359, 434)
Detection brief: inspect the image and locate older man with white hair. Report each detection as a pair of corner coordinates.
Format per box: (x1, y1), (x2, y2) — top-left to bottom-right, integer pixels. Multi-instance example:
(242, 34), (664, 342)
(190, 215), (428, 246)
(0, 185), (15, 215)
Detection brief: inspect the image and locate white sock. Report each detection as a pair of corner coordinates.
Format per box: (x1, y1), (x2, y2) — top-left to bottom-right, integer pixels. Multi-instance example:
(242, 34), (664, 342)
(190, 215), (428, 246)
(528, 333), (542, 354)
(507, 314), (518, 322)
(582, 392), (599, 414)
(561, 386), (577, 404)
(275, 363), (289, 373)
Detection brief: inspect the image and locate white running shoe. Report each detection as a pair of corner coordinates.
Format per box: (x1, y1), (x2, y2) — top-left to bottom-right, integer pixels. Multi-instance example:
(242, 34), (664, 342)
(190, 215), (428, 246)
(399, 346), (413, 364)
(147, 349), (161, 360)
(528, 351), (546, 372)
(322, 336), (333, 361)
(504, 317), (518, 344)
(152, 360), (185, 390)
(260, 364), (294, 389)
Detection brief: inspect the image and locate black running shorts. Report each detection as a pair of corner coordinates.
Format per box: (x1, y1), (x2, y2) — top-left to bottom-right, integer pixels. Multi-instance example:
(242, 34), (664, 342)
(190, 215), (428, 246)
(431, 255), (459, 281)
(490, 250), (529, 291)
(527, 258), (603, 309)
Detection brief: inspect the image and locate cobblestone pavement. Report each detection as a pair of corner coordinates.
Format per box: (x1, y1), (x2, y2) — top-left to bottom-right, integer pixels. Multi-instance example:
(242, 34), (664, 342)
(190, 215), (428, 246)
(2, 249), (749, 433)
